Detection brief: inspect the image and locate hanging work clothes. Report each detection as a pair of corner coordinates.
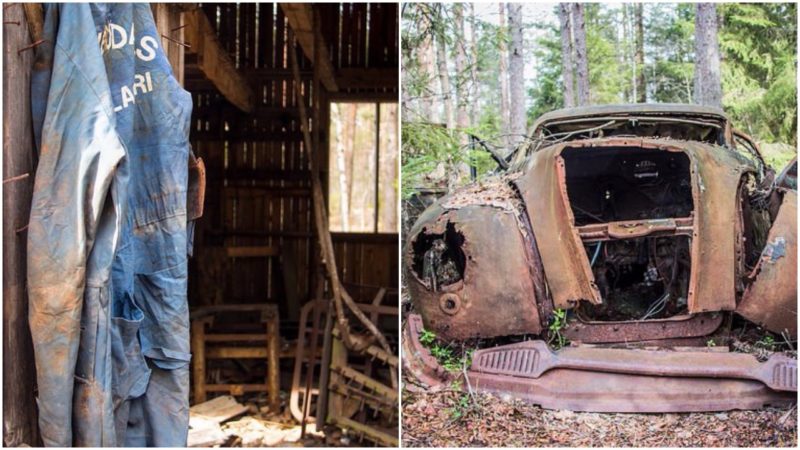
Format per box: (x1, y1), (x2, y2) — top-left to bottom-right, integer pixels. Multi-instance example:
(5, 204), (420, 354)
(28, 4), (197, 446)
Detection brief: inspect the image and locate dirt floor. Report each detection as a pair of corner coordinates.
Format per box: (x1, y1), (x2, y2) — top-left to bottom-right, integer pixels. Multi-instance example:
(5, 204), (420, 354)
(401, 386), (797, 447)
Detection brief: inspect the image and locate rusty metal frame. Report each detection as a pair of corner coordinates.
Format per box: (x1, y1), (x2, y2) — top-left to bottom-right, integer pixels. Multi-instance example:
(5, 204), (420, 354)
(290, 298), (399, 423)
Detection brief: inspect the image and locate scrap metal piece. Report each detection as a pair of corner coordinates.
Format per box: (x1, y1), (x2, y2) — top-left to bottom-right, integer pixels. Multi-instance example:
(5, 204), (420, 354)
(563, 313), (723, 344)
(736, 190), (798, 335)
(403, 315), (795, 412)
(406, 179), (545, 341)
(516, 138), (755, 313)
(401, 314), (451, 391)
(468, 369), (793, 413)
(472, 340), (797, 392)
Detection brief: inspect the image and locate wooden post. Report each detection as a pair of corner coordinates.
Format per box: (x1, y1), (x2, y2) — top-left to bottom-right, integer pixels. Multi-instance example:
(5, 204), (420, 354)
(4, 3), (41, 446)
(191, 317), (209, 404)
(266, 310), (280, 412)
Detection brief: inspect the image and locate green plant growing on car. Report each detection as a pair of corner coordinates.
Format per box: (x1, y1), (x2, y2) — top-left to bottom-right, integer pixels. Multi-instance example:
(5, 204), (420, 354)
(756, 334), (776, 351)
(419, 329), (437, 346)
(548, 309), (569, 350)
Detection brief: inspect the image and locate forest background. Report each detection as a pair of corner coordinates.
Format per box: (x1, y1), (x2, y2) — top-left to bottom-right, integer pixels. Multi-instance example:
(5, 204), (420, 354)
(401, 3), (798, 198)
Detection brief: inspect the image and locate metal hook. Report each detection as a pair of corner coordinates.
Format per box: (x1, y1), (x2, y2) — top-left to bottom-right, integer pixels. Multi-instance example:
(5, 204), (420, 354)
(18, 39), (45, 55)
(3, 173), (29, 184)
(4, 21), (20, 26)
(161, 34), (190, 48)
(16, 223), (29, 234)
(171, 23), (187, 32)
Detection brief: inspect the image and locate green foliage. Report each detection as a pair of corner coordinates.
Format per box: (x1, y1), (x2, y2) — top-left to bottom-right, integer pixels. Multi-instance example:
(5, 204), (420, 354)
(719, 3), (798, 147)
(646, 4), (696, 103)
(417, 327), (473, 373)
(528, 8), (564, 122)
(447, 394), (472, 420)
(760, 142), (796, 172)
(547, 309), (569, 350)
(402, 3), (797, 198)
(419, 329), (437, 346)
(756, 334), (776, 352)
(401, 123), (460, 198)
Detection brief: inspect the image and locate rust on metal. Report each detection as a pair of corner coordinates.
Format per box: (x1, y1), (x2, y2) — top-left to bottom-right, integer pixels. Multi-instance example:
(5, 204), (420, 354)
(403, 314), (795, 412)
(467, 369), (793, 413)
(471, 340), (796, 391)
(405, 177), (546, 341)
(736, 190), (797, 335)
(403, 104), (797, 413)
(563, 312), (723, 344)
(401, 314), (450, 390)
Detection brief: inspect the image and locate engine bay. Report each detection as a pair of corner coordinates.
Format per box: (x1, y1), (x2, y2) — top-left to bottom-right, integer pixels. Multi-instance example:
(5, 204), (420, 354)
(578, 236), (692, 321)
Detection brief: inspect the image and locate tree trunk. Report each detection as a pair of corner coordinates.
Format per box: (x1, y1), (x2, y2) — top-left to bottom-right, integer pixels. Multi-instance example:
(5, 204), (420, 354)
(558, 3), (575, 108)
(418, 4), (435, 121)
(621, 4), (631, 102)
(469, 3), (479, 128)
(453, 3), (469, 141)
(345, 104), (358, 228)
(635, 3), (646, 103)
(693, 3), (723, 109)
(498, 2), (511, 147)
(434, 5), (455, 129)
(572, 3), (590, 105)
(507, 3), (526, 145)
(334, 106), (349, 230)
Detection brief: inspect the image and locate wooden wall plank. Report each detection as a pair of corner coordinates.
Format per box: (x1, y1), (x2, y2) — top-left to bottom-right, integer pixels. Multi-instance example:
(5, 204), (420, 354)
(3, 4), (40, 446)
(189, 3), (399, 310)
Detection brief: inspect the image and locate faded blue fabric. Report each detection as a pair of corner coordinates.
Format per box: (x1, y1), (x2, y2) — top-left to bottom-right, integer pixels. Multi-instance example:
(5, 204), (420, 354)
(28, 3), (193, 447)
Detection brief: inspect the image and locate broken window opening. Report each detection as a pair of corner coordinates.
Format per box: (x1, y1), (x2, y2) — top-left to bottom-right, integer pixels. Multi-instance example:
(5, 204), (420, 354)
(578, 236), (692, 322)
(411, 222), (466, 291)
(562, 147), (694, 226)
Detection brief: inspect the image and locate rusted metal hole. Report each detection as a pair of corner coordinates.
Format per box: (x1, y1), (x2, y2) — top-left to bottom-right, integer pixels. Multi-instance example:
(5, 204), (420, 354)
(439, 293), (461, 315)
(411, 222), (466, 291)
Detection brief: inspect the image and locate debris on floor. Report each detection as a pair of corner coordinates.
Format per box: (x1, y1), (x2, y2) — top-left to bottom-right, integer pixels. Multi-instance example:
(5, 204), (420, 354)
(401, 388), (798, 447)
(188, 395), (324, 447)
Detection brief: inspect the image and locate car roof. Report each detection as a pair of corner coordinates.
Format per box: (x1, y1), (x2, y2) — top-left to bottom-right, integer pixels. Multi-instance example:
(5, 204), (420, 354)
(531, 103), (729, 132)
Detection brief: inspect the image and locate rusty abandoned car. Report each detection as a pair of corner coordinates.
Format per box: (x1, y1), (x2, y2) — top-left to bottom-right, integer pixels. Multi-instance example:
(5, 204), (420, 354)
(403, 104), (797, 412)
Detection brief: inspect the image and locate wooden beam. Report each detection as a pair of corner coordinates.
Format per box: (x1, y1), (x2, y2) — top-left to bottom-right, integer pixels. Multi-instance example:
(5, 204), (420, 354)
(183, 8), (255, 112)
(327, 91), (399, 103)
(22, 3), (43, 43)
(280, 3), (338, 92)
(225, 245), (280, 258)
(336, 68), (398, 90)
(152, 4), (185, 85)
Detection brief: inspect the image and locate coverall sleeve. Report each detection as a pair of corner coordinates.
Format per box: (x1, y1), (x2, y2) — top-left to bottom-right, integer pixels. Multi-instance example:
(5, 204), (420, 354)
(27, 4), (127, 446)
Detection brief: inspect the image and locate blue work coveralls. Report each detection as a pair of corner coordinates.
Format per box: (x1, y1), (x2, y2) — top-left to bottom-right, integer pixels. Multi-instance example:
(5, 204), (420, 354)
(28, 3), (195, 446)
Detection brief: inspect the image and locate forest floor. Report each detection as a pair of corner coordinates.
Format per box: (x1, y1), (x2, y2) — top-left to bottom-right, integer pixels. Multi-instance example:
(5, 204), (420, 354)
(401, 386), (797, 447)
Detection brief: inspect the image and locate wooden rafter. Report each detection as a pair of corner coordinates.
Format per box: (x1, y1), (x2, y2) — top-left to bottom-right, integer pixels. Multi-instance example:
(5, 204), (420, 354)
(280, 3), (339, 92)
(336, 68), (398, 90)
(183, 8), (255, 112)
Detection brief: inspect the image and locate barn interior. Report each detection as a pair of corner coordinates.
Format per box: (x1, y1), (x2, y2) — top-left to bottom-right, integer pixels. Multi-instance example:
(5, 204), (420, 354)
(3, 3), (398, 447)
